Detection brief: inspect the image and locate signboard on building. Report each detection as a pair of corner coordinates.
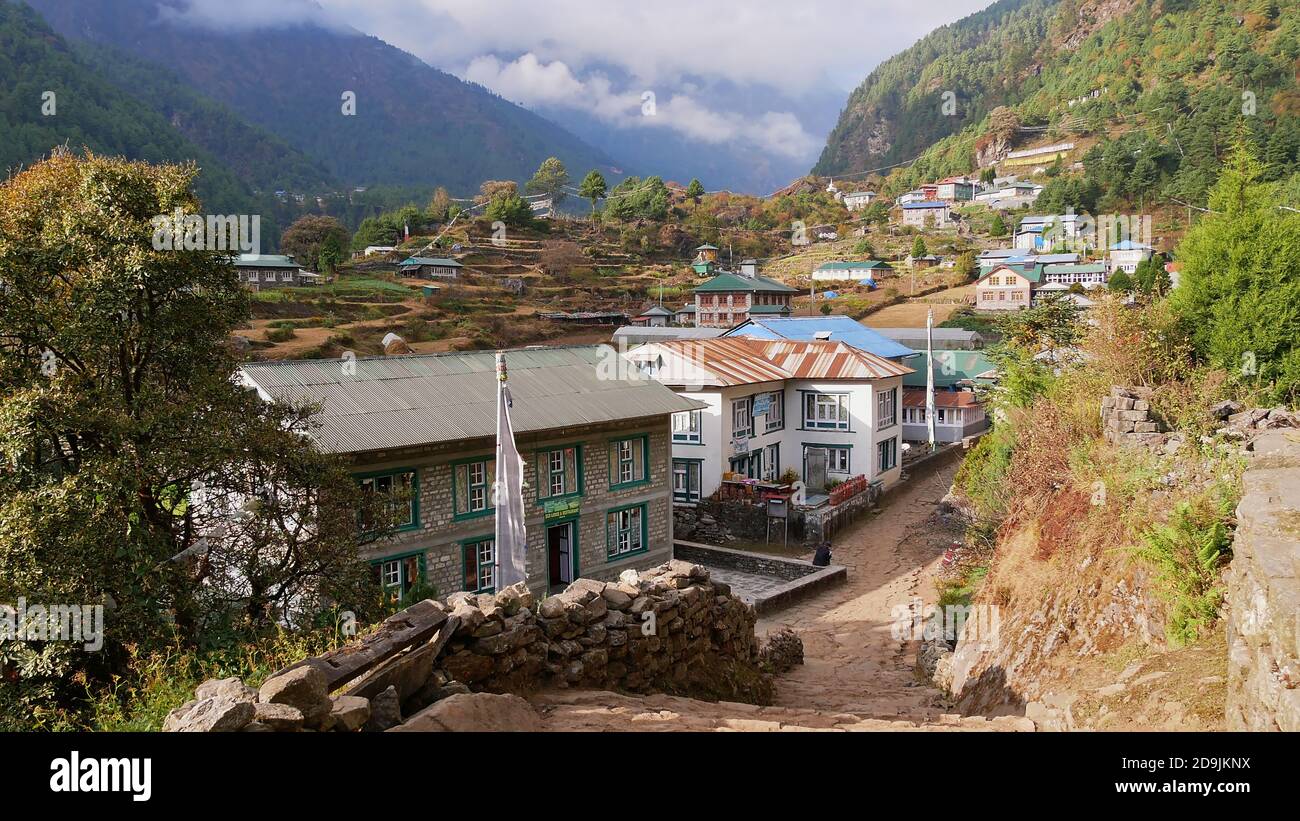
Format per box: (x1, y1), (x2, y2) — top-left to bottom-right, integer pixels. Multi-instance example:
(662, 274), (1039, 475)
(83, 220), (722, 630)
(752, 393), (772, 416)
(543, 497), (581, 522)
(731, 437), (750, 455)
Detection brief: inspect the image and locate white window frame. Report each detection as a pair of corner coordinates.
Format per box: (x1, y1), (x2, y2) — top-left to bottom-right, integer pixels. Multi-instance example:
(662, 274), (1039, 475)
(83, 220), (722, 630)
(672, 410), (702, 444)
(732, 397), (752, 439)
(804, 392), (849, 430)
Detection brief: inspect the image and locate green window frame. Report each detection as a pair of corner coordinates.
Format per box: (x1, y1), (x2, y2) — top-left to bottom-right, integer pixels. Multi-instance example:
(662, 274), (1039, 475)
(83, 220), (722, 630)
(371, 550), (425, 602)
(536, 443), (584, 503)
(460, 536), (496, 594)
(452, 457), (495, 520)
(608, 435), (650, 490)
(802, 392), (850, 431)
(356, 468), (419, 532)
(606, 503), (648, 561)
(877, 437), (898, 473)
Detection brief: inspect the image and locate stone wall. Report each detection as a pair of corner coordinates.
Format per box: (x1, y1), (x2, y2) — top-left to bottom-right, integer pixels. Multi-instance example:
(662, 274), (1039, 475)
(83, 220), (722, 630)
(1100, 385), (1165, 445)
(1225, 429), (1300, 731)
(164, 559), (795, 732)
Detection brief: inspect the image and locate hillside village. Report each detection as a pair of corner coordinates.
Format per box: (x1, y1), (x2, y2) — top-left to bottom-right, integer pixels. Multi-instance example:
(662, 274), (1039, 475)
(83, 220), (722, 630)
(2, 0), (1299, 760)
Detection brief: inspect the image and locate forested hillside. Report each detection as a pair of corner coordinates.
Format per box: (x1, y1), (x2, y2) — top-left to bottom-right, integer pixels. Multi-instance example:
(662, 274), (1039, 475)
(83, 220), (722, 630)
(0, 2), (256, 212)
(26, 0), (622, 194)
(818, 0), (1300, 215)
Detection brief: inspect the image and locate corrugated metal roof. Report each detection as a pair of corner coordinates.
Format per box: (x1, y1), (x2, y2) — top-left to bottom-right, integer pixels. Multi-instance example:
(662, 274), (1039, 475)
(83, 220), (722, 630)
(240, 346), (704, 454)
(640, 337), (912, 387)
(902, 388), (979, 408)
(723, 316), (916, 360)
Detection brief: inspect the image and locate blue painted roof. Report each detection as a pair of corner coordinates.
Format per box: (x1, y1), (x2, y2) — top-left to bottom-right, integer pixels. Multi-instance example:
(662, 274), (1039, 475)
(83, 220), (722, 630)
(722, 316), (916, 360)
(1109, 240), (1152, 251)
(902, 201), (951, 209)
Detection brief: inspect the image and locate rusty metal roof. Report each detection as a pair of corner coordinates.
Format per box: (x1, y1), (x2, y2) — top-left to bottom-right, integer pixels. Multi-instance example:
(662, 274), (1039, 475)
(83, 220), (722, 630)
(641, 337), (913, 387)
(239, 346), (705, 455)
(902, 388), (980, 408)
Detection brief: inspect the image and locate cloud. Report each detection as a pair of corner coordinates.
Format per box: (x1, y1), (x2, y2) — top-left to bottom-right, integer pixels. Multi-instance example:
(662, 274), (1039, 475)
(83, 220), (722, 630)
(465, 53), (822, 160)
(157, 0), (351, 32)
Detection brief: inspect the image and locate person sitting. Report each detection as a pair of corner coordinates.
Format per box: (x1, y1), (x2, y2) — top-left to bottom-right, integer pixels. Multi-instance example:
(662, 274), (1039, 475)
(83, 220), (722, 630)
(812, 541), (832, 567)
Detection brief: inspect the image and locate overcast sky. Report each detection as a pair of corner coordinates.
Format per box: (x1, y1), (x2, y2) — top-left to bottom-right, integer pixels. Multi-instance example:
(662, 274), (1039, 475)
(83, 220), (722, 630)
(167, 0), (994, 164)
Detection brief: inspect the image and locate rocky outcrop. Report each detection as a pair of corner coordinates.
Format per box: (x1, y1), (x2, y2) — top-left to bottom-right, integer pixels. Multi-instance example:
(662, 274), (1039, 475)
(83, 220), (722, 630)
(164, 560), (794, 731)
(1225, 429), (1300, 731)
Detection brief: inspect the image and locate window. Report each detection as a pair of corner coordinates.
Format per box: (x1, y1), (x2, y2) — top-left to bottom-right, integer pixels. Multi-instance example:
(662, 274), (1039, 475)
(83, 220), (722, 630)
(609, 436), (648, 488)
(826, 447), (850, 474)
(358, 469), (417, 531)
(804, 392), (849, 430)
(538, 445), (581, 500)
(247, 271), (259, 283)
(462, 538), (496, 593)
(764, 390), (785, 432)
(730, 450), (762, 480)
(762, 443), (780, 481)
(372, 552), (422, 601)
(732, 397), (752, 438)
(877, 388), (897, 429)
(453, 458), (495, 519)
(877, 437), (898, 473)
(282, 271), (294, 282)
(672, 460), (702, 502)
(606, 505), (646, 559)
(672, 410), (702, 443)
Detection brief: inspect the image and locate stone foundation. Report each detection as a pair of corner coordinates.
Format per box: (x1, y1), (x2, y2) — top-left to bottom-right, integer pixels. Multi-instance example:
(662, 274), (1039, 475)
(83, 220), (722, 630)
(164, 559), (798, 731)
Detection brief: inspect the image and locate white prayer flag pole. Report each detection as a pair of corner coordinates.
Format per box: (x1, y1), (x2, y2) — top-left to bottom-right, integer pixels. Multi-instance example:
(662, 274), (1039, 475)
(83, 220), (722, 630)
(494, 352), (528, 590)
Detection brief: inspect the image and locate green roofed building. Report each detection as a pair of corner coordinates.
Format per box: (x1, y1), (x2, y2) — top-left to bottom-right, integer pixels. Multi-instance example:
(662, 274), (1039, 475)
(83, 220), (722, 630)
(901, 349), (997, 390)
(692, 270), (798, 328)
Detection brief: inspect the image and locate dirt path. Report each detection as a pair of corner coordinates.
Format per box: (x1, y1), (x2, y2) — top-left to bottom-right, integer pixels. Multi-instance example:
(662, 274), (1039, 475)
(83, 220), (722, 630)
(527, 457), (1020, 731)
(756, 457), (959, 720)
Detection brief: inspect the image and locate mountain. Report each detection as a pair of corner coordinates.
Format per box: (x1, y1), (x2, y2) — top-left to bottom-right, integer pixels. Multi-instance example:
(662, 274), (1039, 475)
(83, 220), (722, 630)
(25, 0), (622, 195)
(0, 1), (259, 211)
(816, 0), (1300, 209)
(814, 0), (1062, 177)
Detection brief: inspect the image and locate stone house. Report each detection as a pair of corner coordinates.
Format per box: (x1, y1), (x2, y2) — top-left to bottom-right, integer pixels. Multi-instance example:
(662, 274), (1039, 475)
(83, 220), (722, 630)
(901, 201), (952, 228)
(238, 346), (703, 599)
(692, 270), (797, 328)
(398, 256), (463, 279)
(974, 261), (1041, 310)
(233, 254), (319, 290)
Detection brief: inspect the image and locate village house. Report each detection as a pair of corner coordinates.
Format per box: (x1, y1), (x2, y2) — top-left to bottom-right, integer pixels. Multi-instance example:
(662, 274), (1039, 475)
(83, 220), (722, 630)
(237, 347), (703, 599)
(674, 304), (696, 325)
(233, 254), (320, 290)
(612, 326), (724, 347)
(398, 256), (463, 279)
(1108, 240), (1154, 274)
(973, 181), (1042, 207)
(812, 260), (893, 282)
(1042, 262), (1108, 287)
(1015, 214), (1083, 251)
(625, 337), (912, 501)
(934, 176), (975, 202)
(974, 260), (1041, 310)
(691, 270), (797, 328)
(899, 349), (995, 443)
(633, 305), (674, 327)
(897, 189), (927, 205)
(842, 190), (876, 211)
(901, 390), (988, 443)
(901, 201), (952, 228)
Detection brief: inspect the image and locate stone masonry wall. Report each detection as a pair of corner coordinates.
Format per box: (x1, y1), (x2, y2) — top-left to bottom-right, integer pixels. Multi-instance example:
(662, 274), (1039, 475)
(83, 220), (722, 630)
(1100, 385), (1165, 445)
(164, 559), (794, 732)
(1225, 429), (1300, 731)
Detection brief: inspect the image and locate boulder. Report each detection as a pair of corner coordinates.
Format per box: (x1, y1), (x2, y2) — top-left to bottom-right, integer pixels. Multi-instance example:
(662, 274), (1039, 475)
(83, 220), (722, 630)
(259, 665), (331, 725)
(364, 685), (402, 732)
(163, 697), (255, 732)
(253, 702), (304, 732)
(391, 693), (543, 732)
(329, 695), (372, 732)
(195, 677), (257, 704)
